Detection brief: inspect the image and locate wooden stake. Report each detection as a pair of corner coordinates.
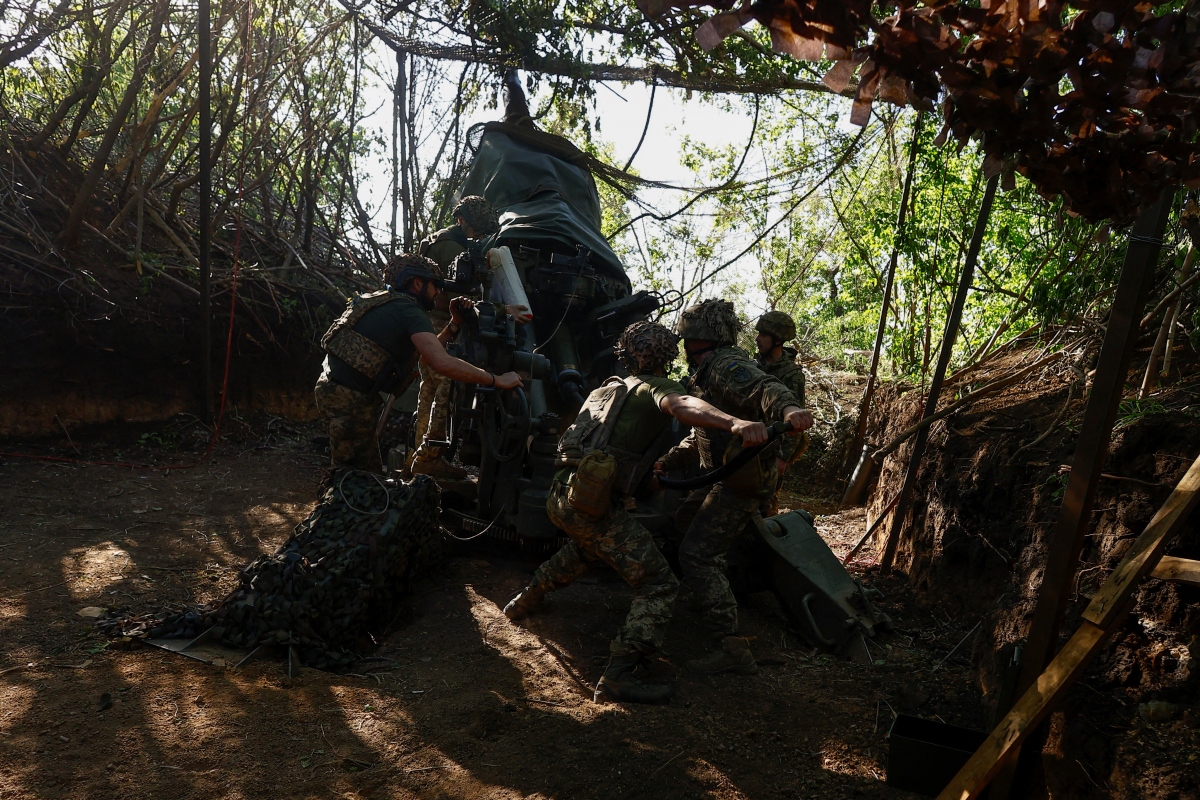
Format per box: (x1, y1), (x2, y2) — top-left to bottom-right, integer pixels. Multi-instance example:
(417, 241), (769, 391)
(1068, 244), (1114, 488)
(938, 450), (1200, 800)
(991, 191), (1173, 797)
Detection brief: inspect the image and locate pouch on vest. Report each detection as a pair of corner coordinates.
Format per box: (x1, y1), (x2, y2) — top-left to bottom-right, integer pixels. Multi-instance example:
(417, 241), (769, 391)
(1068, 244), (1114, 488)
(566, 451), (618, 516)
(558, 376), (642, 514)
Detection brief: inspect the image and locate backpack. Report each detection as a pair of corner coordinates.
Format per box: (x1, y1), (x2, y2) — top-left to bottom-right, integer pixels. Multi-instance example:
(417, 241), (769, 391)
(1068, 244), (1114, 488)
(556, 376), (672, 511)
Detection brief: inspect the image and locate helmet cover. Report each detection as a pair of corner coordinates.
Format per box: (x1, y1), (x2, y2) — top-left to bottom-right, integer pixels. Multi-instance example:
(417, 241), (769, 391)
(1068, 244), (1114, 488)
(452, 196), (500, 236)
(384, 253), (444, 289)
(675, 299), (741, 346)
(755, 310), (797, 342)
(615, 321), (680, 374)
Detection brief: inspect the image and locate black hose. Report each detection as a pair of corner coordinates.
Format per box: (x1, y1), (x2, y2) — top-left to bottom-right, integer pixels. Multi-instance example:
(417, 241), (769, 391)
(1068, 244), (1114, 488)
(657, 421), (793, 491)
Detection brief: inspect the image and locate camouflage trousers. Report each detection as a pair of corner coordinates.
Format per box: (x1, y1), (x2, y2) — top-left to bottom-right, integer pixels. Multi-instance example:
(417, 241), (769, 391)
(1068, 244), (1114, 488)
(411, 360), (451, 465)
(313, 375), (383, 472)
(533, 482), (679, 653)
(675, 482), (760, 638)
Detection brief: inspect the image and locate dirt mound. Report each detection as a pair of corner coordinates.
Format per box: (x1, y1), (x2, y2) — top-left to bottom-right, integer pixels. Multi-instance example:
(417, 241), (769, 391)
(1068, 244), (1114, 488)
(863, 344), (1200, 797)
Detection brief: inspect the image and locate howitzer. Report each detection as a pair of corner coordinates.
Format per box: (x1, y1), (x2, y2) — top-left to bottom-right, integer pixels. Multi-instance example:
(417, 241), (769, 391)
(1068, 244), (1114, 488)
(420, 73), (884, 659)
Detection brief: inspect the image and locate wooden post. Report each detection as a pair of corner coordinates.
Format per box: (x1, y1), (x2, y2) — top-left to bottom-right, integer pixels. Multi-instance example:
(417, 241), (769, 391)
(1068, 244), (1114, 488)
(938, 450), (1200, 800)
(198, 0), (213, 423)
(847, 111), (925, 475)
(992, 191), (1173, 797)
(880, 173), (998, 570)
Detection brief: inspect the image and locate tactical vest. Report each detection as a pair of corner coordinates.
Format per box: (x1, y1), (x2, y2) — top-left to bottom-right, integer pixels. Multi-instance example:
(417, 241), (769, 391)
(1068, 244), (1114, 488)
(417, 226), (469, 263)
(555, 376), (671, 496)
(321, 291), (419, 395)
(690, 349), (779, 496)
(762, 356), (805, 407)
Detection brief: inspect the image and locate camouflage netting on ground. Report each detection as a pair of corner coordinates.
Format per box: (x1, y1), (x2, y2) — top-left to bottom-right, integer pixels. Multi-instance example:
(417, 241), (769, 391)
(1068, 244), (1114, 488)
(140, 471), (445, 671)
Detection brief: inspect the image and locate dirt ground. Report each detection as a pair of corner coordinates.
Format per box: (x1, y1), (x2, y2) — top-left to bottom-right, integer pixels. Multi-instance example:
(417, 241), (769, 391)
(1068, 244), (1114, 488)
(2, 419), (991, 800)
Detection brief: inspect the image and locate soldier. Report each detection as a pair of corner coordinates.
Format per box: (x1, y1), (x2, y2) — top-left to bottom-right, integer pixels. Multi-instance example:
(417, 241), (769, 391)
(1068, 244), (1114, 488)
(410, 197), (502, 479)
(755, 310), (807, 514)
(501, 321), (769, 705)
(657, 299), (813, 676)
(313, 253), (522, 473)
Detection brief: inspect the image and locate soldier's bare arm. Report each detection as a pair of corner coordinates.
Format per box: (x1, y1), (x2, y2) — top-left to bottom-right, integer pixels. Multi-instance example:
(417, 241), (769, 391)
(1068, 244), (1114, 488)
(410, 332), (523, 389)
(659, 394), (768, 445)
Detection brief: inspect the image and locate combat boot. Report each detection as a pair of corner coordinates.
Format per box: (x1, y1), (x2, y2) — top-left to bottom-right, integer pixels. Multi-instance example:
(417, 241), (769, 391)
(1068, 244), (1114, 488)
(411, 456), (468, 480)
(503, 586), (547, 621)
(594, 646), (674, 705)
(687, 635), (758, 675)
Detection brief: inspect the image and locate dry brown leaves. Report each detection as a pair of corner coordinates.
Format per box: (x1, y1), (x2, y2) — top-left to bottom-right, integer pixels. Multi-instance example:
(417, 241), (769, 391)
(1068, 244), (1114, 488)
(640, 0), (1200, 224)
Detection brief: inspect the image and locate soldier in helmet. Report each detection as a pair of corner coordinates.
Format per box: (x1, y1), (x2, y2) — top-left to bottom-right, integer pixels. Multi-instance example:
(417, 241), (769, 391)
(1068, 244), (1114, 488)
(314, 253), (523, 473)
(501, 320), (769, 705)
(656, 299), (813, 676)
(755, 310), (807, 513)
(410, 196), (503, 479)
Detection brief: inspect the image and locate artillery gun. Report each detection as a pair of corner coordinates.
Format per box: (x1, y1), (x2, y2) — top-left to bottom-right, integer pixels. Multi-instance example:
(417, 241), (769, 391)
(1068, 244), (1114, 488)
(400, 74), (889, 659)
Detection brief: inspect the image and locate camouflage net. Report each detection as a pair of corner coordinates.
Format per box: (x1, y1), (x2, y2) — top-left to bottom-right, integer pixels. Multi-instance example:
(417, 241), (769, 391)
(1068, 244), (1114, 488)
(133, 472), (445, 671)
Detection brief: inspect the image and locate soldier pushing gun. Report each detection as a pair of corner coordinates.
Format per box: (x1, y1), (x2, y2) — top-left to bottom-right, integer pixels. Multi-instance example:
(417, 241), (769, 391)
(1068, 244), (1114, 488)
(410, 197), (503, 480)
(659, 300), (813, 677)
(314, 253), (523, 473)
(502, 321), (770, 705)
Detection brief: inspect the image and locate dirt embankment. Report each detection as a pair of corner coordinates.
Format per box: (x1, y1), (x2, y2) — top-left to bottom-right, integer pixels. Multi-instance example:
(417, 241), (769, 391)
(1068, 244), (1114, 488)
(863, 348), (1200, 798)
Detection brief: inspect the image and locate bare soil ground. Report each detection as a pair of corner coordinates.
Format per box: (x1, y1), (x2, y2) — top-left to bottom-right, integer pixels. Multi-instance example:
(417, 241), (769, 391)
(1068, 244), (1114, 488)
(2, 419), (991, 800)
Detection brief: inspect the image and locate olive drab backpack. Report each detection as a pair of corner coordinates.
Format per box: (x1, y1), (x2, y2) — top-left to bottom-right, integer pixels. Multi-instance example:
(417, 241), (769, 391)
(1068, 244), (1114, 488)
(556, 376), (672, 513)
(321, 291), (414, 393)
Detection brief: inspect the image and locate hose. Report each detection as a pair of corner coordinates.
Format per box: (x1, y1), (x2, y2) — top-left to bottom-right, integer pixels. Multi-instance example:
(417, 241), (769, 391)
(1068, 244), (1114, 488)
(657, 421), (794, 491)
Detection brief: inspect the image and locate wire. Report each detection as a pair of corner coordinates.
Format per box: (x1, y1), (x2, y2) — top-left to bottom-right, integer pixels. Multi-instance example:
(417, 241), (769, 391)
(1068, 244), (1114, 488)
(337, 470), (391, 516)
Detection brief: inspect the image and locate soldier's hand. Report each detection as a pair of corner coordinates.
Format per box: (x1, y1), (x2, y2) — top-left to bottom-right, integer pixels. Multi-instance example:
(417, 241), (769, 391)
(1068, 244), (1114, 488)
(493, 371), (524, 390)
(449, 296), (475, 325)
(648, 462), (665, 492)
(783, 407), (814, 434)
(505, 303), (533, 324)
(731, 420), (769, 446)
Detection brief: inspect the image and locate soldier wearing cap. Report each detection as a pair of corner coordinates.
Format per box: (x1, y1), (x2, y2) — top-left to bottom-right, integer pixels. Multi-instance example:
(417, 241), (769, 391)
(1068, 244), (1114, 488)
(501, 321), (768, 704)
(313, 253), (523, 473)
(410, 197), (503, 479)
(656, 299), (813, 676)
(755, 310), (807, 511)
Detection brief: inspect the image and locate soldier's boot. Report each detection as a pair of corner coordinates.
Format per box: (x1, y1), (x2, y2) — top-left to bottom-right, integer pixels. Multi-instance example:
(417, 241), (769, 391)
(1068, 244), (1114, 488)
(503, 585), (548, 621)
(411, 455), (468, 480)
(687, 635), (758, 676)
(594, 645), (674, 705)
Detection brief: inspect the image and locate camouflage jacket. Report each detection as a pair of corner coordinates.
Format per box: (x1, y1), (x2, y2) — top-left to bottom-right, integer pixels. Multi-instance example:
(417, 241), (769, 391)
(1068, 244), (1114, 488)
(757, 347), (805, 462)
(659, 346), (800, 478)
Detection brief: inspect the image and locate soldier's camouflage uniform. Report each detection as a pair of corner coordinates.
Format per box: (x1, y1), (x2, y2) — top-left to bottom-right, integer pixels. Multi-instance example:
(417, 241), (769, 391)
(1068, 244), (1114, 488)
(660, 346), (800, 638)
(531, 482), (678, 652)
(521, 373), (685, 655)
(756, 346), (806, 515)
(313, 375), (384, 472)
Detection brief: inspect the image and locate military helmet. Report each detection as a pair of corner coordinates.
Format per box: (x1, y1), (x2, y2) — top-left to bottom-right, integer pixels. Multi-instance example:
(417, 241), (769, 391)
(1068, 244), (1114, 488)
(756, 310), (797, 343)
(384, 253), (444, 290)
(452, 196), (500, 236)
(615, 321), (680, 373)
(675, 299), (741, 345)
